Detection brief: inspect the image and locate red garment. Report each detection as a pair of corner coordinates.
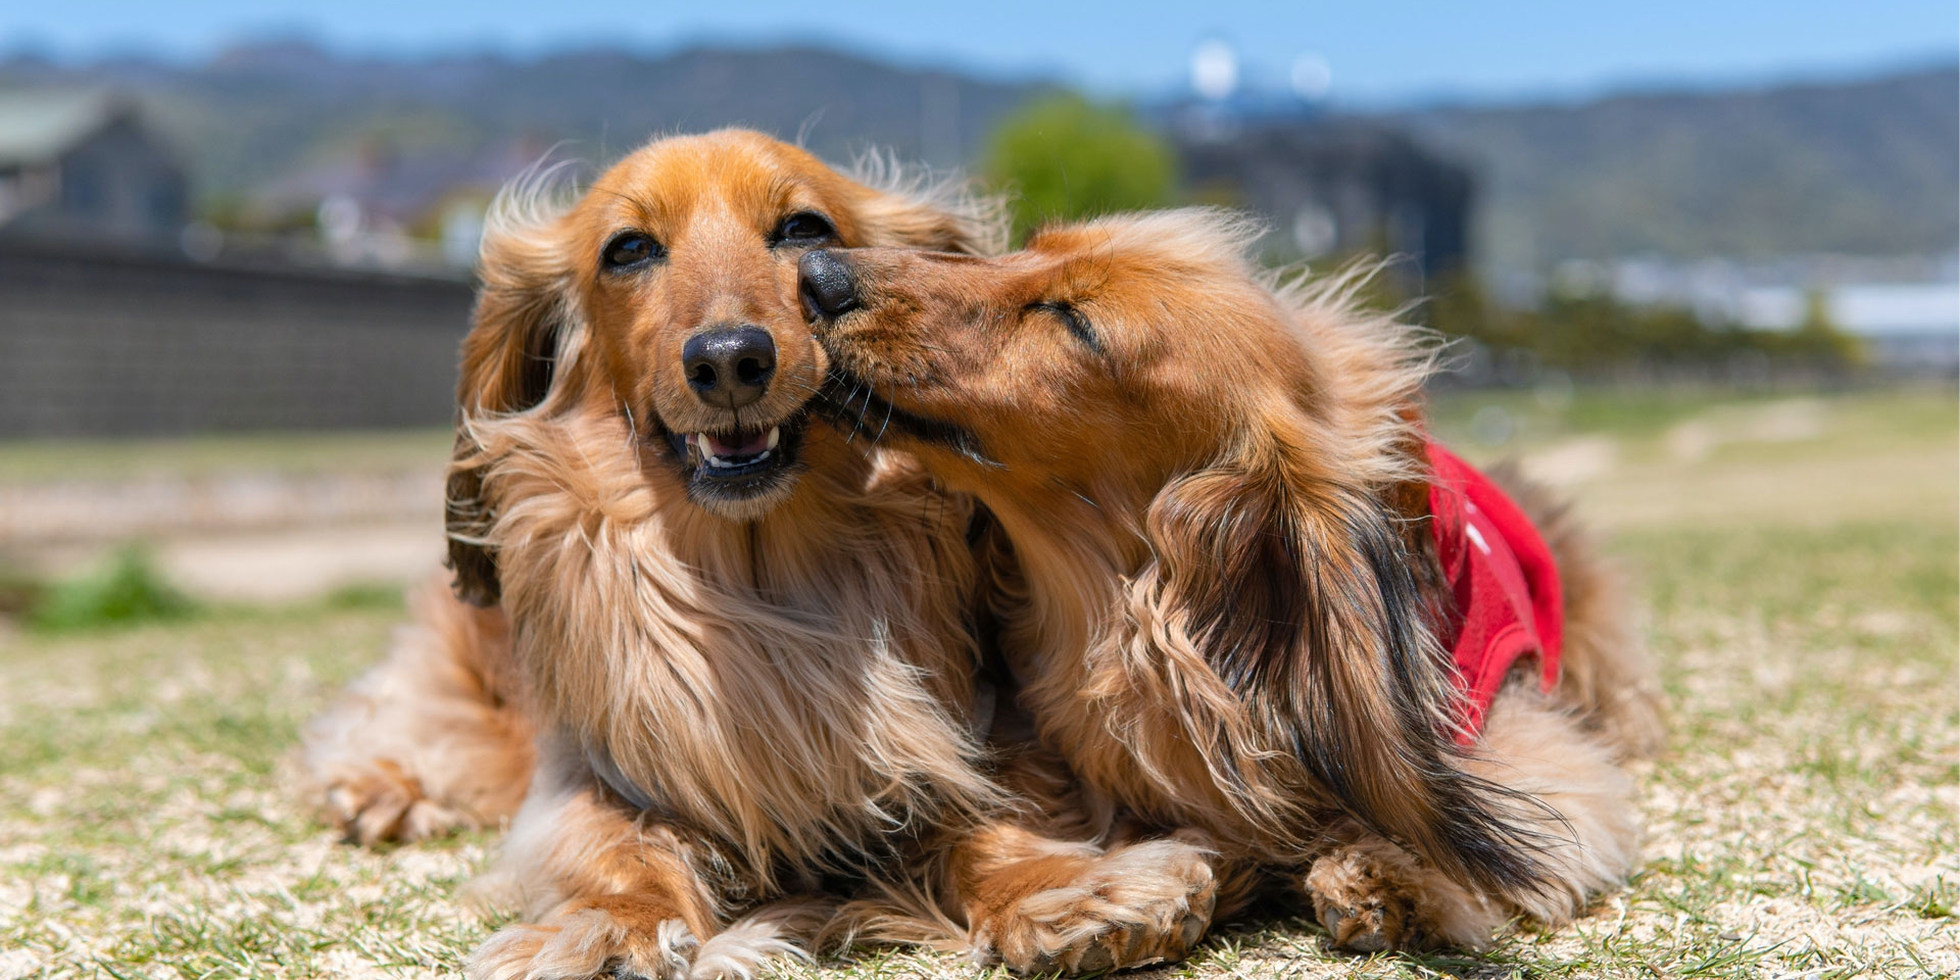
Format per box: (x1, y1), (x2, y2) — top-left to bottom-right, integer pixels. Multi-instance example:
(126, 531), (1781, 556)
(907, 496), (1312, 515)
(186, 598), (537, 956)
(1425, 443), (1563, 740)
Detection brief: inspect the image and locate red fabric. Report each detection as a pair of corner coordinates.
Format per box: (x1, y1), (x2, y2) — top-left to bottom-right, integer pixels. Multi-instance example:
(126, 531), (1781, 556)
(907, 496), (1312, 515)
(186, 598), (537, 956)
(1425, 442), (1562, 740)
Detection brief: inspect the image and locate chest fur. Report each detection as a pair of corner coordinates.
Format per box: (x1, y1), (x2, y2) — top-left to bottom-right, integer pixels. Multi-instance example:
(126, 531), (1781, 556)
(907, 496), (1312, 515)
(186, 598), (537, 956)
(476, 415), (994, 880)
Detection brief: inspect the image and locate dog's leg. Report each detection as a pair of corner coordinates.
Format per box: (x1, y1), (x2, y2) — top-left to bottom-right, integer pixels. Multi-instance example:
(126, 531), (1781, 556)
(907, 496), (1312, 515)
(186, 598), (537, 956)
(1301, 682), (1643, 952)
(951, 820), (1226, 975)
(689, 895), (837, 980)
(928, 739), (1234, 976)
(303, 575), (536, 844)
(1301, 820), (1500, 952)
(468, 741), (733, 980)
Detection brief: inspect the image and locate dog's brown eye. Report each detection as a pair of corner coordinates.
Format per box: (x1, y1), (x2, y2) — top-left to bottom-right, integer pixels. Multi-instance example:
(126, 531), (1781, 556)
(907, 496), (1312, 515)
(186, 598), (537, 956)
(774, 211), (837, 246)
(602, 232), (662, 270)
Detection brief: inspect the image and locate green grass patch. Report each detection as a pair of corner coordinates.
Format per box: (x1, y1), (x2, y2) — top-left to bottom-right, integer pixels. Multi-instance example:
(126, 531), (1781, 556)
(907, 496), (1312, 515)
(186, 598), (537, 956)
(27, 546), (196, 633)
(1429, 383), (1957, 457)
(322, 582), (411, 613)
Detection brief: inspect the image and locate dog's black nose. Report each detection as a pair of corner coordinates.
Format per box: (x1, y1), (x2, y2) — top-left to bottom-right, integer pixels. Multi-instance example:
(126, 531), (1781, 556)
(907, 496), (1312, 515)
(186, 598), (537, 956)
(798, 249), (859, 321)
(682, 326), (775, 409)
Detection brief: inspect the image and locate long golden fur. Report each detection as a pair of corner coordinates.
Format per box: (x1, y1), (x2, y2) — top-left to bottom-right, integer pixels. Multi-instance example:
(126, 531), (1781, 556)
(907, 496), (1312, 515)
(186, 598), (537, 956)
(299, 130), (1148, 979)
(799, 209), (1666, 960)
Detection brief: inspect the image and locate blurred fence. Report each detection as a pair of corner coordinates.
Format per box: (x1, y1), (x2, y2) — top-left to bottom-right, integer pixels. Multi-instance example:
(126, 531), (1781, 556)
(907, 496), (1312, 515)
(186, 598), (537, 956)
(0, 239), (473, 438)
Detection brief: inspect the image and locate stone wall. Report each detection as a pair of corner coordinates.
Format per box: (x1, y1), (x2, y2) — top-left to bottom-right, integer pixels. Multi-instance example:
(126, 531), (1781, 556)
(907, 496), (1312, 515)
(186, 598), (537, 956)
(0, 239), (474, 437)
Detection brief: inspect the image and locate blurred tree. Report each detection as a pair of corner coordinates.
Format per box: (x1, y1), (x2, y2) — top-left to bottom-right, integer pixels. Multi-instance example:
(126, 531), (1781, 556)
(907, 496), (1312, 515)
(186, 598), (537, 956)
(984, 95), (1177, 241)
(1780, 289), (1866, 368)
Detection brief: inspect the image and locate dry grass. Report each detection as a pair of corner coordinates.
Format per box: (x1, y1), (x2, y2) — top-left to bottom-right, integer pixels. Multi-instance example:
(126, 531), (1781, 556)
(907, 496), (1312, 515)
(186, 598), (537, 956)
(1, 388), (1954, 979)
(0, 430), (452, 484)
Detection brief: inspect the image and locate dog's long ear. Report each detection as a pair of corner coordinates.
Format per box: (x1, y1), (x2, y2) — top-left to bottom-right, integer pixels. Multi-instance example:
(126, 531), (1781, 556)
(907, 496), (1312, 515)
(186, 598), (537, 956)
(446, 204), (575, 607)
(1145, 432), (1551, 897)
(846, 157), (1009, 255)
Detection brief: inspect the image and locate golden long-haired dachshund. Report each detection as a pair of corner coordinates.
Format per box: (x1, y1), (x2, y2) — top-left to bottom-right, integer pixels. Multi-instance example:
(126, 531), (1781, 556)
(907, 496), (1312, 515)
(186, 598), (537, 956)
(298, 129), (1130, 979)
(799, 209), (1666, 958)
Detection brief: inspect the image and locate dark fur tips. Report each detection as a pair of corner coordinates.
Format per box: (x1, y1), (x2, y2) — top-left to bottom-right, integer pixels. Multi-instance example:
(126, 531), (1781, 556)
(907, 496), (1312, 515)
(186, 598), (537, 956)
(444, 280), (565, 606)
(445, 449), (502, 608)
(1147, 455), (1555, 897)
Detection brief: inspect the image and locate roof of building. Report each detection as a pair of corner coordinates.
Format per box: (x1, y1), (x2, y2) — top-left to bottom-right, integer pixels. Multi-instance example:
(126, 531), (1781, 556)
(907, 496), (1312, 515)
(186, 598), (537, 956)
(0, 90), (127, 166)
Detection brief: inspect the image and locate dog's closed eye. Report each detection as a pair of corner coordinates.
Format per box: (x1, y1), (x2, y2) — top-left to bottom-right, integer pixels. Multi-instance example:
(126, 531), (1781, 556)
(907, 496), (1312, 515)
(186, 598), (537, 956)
(1028, 301), (1103, 355)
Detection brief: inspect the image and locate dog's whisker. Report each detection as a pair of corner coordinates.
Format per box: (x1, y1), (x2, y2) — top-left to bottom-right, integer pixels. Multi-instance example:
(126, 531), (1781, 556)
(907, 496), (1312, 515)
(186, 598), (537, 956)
(1046, 475), (1100, 512)
(872, 383), (897, 444)
(846, 379), (875, 443)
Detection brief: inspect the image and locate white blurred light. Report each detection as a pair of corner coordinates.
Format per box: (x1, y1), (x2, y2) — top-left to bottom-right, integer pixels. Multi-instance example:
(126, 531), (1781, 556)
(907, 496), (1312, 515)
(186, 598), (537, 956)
(318, 194), (362, 244)
(1290, 53), (1333, 102)
(442, 200), (486, 268)
(1292, 204), (1337, 257)
(1191, 39), (1238, 101)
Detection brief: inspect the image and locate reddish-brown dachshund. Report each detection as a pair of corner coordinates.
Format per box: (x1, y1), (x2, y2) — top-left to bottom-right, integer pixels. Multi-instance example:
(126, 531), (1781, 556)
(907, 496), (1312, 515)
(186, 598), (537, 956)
(800, 209), (1664, 960)
(300, 131), (1177, 979)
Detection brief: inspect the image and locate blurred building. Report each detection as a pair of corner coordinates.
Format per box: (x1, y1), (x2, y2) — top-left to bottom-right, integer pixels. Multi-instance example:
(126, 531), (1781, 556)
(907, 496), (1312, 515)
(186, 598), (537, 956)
(1174, 119), (1473, 284)
(0, 90), (189, 246)
(246, 136), (551, 272)
(0, 91), (474, 438)
(1584, 252), (1960, 375)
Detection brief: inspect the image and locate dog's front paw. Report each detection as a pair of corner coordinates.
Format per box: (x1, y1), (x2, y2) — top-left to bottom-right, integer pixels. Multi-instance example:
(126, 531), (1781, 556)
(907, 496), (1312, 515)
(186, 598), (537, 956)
(972, 837), (1217, 975)
(322, 760), (468, 845)
(468, 905), (699, 980)
(1303, 840), (1499, 954)
(1304, 849), (1418, 953)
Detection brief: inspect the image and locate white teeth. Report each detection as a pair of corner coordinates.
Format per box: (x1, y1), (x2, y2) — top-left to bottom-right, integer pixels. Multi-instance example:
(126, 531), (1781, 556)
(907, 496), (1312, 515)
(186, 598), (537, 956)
(684, 430), (776, 471)
(703, 450), (770, 470)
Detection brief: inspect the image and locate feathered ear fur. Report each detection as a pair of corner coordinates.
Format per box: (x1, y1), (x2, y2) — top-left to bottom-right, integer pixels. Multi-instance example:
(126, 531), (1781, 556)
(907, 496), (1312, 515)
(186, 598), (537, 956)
(847, 153), (1009, 256)
(1144, 429), (1553, 897)
(446, 178), (578, 607)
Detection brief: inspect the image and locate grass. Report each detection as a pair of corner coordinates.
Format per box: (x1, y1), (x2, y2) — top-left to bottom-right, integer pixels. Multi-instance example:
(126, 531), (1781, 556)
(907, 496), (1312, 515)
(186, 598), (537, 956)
(0, 387), (1954, 979)
(25, 547), (195, 633)
(0, 429), (452, 484)
(1432, 386), (1958, 531)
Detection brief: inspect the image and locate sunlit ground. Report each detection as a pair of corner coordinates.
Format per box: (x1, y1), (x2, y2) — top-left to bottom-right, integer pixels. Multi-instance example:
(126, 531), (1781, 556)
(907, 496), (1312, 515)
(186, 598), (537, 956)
(1, 386), (1954, 979)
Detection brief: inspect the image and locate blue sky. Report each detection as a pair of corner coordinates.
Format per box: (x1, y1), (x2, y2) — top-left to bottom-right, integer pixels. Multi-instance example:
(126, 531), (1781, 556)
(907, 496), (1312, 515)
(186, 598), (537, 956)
(2, 1), (1954, 103)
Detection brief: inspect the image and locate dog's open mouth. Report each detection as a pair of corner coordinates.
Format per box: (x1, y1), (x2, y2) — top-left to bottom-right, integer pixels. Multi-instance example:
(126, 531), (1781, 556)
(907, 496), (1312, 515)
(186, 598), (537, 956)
(680, 425), (783, 476)
(657, 414), (810, 513)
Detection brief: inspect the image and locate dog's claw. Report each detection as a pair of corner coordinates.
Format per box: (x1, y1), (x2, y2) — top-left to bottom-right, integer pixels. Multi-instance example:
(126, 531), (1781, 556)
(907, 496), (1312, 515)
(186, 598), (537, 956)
(1072, 943), (1114, 974)
(1179, 911), (1206, 948)
(1321, 902), (1394, 952)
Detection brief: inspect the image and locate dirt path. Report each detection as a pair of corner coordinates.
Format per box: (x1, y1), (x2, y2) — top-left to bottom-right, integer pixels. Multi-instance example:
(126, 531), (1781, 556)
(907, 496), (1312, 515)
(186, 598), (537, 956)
(3, 463), (446, 603)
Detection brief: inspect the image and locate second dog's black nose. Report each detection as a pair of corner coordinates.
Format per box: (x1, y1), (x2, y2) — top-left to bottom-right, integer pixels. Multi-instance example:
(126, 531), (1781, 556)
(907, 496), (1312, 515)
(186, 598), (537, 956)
(798, 250), (859, 320)
(682, 326), (775, 409)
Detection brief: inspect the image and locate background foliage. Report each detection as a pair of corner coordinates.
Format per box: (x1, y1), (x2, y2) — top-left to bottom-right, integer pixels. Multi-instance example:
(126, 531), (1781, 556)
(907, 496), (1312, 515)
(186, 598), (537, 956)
(983, 94), (1179, 240)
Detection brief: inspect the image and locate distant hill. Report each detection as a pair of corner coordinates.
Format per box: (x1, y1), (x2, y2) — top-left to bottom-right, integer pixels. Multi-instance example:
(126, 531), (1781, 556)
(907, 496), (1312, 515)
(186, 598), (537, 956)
(1395, 66), (1959, 277)
(0, 42), (1056, 202)
(2, 45), (1951, 279)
